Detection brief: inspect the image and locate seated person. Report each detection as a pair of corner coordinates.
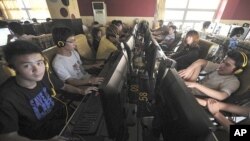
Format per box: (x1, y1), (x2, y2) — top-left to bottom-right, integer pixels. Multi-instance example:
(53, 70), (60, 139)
(159, 25), (177, 50)
(152, 20), (170, 42)
(96, 24), (121, 59)
(7, 22), (36, 43)
(200, 21), (211, 39)
(170, 30), (200, 70)
(91, 27), (102, 53)
(52, 27), (103, 87)
(178, 50), (246, 101)
(206, 98), (250, 132)
(226, 27), (244, 50)
(0, 40), (97, 141)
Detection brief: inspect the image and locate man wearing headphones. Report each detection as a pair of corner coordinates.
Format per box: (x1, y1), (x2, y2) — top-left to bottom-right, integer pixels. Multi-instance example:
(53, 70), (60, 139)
(178, 50), (247, 101)
(52, 27), (103, 86)
(0, 40), (97, 141)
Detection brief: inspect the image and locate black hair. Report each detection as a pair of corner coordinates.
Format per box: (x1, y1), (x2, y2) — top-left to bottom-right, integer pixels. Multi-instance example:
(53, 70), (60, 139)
(202, 21), (211, 29)
(242, 23), (249, 28)
(8, 22), (24, 36)
(32, 18), (38, 23)
(112, 20), (122, 26)
(106, 24), (119, 39)
(0, 20), (8, 28)
(91, 27), (102, 38)
(52, 26), (74, 47)
(230, 27), (244, 37)
(3, 40), (42, 66)
(227, 50), (246, 70)
(46, 18), (52, 22)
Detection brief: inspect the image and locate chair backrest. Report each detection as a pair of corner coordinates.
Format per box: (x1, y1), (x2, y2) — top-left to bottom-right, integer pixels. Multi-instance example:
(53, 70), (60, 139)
(96, 36), (118, 59)
(0, 61), (15, 86)
(42, 46), (58, 69)
(75, 34), (94, 59)
(224, 59), (250, 104)
(198, 39), (220, 59)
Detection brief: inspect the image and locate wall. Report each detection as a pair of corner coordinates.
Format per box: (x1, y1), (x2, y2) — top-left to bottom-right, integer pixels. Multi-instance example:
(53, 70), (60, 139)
(220, 0), (250, 25)
(77, 0), (155, 26)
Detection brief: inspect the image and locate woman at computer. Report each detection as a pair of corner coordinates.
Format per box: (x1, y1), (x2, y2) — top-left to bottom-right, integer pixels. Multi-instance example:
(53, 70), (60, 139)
(170, 30), (200, 70)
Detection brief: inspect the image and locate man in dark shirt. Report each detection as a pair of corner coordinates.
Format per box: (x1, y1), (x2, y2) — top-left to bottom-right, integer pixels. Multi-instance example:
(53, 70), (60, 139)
(0, 40), (97, 141)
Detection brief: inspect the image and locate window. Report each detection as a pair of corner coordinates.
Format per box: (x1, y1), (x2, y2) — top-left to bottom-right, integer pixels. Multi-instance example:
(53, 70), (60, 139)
(164, 0), (222, 31)
(1, 0), (50, 22)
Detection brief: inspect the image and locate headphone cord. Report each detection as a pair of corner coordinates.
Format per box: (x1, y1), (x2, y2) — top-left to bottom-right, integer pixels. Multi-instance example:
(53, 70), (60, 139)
(46, 66), (69, 124)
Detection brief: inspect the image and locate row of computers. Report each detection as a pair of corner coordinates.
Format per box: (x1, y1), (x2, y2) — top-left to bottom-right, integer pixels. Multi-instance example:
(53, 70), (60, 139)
(0, 19), (84, 48)
(198, 22), (250, 41)
(60, 50), (130, 141)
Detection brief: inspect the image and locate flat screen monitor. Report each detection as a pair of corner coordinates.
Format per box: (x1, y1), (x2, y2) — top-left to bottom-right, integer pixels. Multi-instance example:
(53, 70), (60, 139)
(0, 28), (11, 47)
(98, 51), (128, 140)
(244, 30), (250, 41)
(219, 24), (231, 37)
(52, 19), (83, 35)
(241, 27), (250, 40)
(207, 22), (217, 34)
(155, 68), (215, 140)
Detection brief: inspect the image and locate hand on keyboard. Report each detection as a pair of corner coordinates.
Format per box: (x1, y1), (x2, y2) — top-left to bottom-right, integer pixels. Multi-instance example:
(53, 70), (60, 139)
(84, 86), (98, 95)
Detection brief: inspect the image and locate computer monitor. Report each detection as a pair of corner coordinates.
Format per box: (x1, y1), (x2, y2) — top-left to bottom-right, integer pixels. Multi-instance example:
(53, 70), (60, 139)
(98, 51), (128, 140)
(219, 24), (231, 37)
(0, 28), (11, 47)
(244, 30), (250, 41)
(207, 22), (217, 34)
(155, 68), (215, 140)
(52, 19), (84, 35)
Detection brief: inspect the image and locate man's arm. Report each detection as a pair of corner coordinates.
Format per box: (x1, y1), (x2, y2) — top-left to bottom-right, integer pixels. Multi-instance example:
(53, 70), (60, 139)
(185, 81), (229, 100)
(178, 59), (208, 81)
(0, 132), (66, 141)
(61, 84), (98, 95)
(66, 77), (103, 86)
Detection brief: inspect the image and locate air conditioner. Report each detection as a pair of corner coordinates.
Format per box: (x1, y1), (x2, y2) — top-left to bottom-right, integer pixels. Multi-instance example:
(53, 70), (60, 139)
(92, 2), (107, 25)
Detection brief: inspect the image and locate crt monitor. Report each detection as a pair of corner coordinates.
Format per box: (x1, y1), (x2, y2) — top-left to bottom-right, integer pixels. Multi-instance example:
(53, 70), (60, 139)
(0, 28), (11, 47)
(98, 51), (128, 140)
(154, 68), (215, 140)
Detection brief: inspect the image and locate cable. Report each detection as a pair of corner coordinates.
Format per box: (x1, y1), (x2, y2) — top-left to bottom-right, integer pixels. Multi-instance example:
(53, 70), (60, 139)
(45, 59), (69, 124)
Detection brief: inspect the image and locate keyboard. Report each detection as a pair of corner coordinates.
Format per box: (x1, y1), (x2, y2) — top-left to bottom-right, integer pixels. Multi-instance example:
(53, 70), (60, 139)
(60, 93), (103, 136)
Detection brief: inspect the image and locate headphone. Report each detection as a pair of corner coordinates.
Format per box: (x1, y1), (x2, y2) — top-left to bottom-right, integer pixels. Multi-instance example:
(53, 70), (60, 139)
(57, 41), (65, 48)
(234, 51), (248, 74)
(43, 55), (57, 97)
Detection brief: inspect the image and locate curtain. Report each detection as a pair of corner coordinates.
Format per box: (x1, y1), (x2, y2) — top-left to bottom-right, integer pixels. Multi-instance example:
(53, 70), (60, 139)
(155, 0), (165, 21)
(153, 0), (165, 29)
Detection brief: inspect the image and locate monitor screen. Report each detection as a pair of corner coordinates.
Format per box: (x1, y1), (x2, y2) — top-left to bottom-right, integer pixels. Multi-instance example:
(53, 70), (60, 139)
(154, 68), (215, 140)
(98, 51), (128, 140)
(218, 24), (231, 37)
(241, 27), (250, 41)
(0, 28), (11, 47)
(207, 22), (217, 34)
(52, 19), (84, 35)
(244, 30), (250, 41)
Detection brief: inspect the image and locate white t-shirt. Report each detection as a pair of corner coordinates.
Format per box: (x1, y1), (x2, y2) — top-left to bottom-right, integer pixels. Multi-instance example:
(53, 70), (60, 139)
(192, 61), (240, 96)
(52, 50), (91, 81)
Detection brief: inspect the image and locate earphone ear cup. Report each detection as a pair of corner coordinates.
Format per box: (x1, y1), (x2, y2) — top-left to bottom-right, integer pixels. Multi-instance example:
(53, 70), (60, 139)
(57, 41), (65, 48)
(234, 68), (243, 74)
